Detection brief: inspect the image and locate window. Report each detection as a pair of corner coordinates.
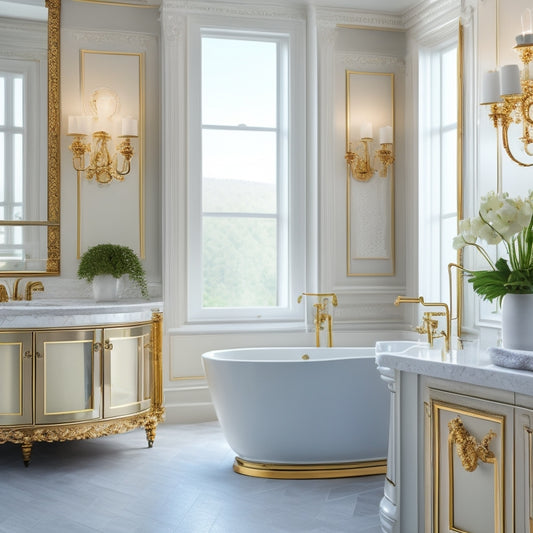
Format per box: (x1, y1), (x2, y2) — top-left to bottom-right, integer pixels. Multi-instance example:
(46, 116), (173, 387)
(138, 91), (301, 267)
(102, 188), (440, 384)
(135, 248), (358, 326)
(419, 42), (458, 303)
(0, 63), (27, 263)
(188, 21), (306, 324)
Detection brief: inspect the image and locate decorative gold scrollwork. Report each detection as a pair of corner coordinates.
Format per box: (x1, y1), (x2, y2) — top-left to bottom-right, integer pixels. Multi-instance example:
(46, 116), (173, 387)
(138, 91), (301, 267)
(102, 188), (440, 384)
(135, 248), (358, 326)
(448, 416), (496, 472)
(24, 350), (32, 359)
(104, 340), (113, 351)
(93, 342), (102, 352)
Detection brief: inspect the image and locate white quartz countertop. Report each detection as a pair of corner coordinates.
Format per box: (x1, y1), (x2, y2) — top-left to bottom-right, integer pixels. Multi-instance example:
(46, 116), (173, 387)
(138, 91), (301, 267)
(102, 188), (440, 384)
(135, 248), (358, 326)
(375, 340), (533, 397)
(0, 299), (163, 328)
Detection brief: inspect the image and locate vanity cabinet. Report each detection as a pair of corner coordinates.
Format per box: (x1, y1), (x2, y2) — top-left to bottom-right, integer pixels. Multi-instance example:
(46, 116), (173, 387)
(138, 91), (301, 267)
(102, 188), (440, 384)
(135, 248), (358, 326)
(0, 310), (164, 465)
(376, 344), (533, 533)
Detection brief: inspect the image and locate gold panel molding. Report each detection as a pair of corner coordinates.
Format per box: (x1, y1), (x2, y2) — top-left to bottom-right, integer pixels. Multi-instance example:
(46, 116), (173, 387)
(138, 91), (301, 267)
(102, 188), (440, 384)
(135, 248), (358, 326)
(345, 70), (395, 276)
(432, 400), (505, 533)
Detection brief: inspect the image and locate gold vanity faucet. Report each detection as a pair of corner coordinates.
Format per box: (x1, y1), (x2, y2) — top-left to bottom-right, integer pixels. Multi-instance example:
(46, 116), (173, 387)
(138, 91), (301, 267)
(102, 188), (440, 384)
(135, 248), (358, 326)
(12, 278), (23, 301)
(0, 279), (45, 302)
(0, 284), (8, 303)
(25, 281), (44, 301)
(394, 295), (450, 353)
(298, 292), (338, 347)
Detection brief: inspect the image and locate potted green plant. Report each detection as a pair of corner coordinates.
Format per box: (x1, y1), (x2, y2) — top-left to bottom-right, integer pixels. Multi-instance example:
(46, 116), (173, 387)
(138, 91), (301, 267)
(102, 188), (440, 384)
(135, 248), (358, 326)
(78, 244), (149, 301)
(453, 190), (533, 350)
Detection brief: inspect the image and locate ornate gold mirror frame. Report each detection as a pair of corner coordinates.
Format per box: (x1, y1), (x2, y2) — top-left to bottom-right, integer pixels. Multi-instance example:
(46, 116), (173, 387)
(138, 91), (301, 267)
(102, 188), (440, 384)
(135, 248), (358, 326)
(46, 0), (61, 275)
(0, 0), (60, 276)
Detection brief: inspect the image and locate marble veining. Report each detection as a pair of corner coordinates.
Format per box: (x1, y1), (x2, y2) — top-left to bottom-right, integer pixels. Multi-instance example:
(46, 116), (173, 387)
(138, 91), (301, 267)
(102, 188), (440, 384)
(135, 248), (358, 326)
(375, 340), (533, 397)
(0, 299), (163, 328)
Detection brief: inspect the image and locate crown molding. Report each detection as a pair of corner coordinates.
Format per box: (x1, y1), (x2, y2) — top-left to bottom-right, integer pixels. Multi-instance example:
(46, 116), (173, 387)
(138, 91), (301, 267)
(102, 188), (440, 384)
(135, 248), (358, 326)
(316, 7), (404, 31)
(72, 0), (159, 7)
(0, 18), (46, 53)
(337, 50), (405, 70)
(402, 0), (461, 38)
(161, 0), (305, 20)
(64, 27), (156, 49)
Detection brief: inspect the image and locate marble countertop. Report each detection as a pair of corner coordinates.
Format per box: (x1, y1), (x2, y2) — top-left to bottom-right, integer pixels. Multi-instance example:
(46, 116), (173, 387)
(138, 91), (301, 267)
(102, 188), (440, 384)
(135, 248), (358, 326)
(0, 298), (163, 329)
(375, 340), (533, 397)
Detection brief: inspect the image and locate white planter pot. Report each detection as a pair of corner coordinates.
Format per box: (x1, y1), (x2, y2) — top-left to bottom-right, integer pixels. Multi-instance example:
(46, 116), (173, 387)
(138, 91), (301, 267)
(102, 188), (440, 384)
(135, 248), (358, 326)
(501, 293), (533, 351)
(92, 275), (120, 302)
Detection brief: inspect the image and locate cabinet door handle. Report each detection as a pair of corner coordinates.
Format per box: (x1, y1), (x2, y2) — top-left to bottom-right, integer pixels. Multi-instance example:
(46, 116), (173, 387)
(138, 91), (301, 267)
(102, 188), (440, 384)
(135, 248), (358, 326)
(35, 351), (42, 359)
(24, 350), (33, 359)
(104, 340), (113, 351)
(448, 416), (496, 472)
(93, 342), (102, 352)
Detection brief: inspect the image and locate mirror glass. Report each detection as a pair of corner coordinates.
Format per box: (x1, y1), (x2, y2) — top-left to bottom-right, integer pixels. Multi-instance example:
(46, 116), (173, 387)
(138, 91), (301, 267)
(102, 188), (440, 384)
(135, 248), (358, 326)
(0, 0), (60, 275)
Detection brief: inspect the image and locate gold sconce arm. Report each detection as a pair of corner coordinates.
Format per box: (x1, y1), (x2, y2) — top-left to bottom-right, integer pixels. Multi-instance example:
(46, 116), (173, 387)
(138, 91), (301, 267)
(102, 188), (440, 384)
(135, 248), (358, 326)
(68, 88), (138, 184)
(345, 139), (395, 182)
(482, 42), (533, 167)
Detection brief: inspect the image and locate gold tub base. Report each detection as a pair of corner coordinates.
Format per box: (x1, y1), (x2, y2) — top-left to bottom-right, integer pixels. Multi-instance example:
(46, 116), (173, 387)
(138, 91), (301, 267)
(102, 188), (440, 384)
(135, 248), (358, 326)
(233, 457), (387, 479)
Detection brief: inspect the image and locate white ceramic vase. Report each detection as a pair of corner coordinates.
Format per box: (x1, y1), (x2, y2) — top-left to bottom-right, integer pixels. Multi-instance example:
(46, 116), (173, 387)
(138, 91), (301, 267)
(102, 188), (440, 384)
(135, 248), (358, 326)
(92, 274), (120, 302)
(501, 293), (533, 351)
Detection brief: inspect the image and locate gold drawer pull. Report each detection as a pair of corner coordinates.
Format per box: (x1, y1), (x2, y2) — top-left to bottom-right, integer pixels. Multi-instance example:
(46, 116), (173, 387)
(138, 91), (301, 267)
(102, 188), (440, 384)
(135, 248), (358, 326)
(104, 340), (113, 351)
(448, 416), (496, 472)
(24, 350), (33, 359)
(93, 342), (102, 352)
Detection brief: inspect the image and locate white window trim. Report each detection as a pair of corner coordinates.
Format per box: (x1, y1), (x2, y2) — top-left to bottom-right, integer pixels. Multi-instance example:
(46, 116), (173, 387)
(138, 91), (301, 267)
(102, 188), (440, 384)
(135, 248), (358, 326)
(185, 15), (307, 327)
(418, 39), (458, 305)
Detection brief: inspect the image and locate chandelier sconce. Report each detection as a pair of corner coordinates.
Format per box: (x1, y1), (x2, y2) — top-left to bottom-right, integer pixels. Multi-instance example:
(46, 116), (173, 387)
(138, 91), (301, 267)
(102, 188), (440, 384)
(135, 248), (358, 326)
(345, 122), (394, 182)
(68, 88), (138, 184)
(481, 9), (533, 167)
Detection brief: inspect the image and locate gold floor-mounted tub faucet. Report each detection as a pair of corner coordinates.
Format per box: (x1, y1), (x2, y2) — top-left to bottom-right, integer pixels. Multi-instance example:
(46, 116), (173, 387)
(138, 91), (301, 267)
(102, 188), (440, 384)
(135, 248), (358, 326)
(394, 295), (450, 353)
(298, 292), (338, 347)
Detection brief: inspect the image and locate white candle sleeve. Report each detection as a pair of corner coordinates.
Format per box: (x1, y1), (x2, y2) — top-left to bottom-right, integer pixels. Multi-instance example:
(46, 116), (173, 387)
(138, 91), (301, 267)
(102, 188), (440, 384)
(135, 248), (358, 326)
(121, 117), (138, 137)
(481, 71), (502, 104)
(360, 122), (373, 139)
(380, 126), (393, 144)
(500, 64), (521, 96)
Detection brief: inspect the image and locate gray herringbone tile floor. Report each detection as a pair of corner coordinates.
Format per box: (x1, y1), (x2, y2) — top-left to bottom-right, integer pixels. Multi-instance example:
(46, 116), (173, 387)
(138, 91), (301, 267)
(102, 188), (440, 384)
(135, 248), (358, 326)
(0, 421), (383, 533)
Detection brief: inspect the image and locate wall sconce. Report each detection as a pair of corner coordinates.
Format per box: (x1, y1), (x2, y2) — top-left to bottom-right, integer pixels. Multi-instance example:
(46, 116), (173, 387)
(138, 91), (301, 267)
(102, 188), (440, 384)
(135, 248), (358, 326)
(345, 122), (394, 182)
(481, 9), (533, 167)
(68, 88), (138, 184)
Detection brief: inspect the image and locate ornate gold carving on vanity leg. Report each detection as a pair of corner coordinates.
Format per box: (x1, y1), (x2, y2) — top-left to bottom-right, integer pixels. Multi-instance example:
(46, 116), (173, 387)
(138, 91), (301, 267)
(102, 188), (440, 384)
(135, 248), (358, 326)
(448, 416), (496, 472)
(146, 311), (165, 447)
(21, 439), (32, 467)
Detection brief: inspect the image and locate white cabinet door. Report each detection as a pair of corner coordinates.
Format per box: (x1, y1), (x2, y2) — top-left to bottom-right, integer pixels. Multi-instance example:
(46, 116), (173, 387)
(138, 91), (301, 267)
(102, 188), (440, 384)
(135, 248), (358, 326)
(427, 389), (514, 533)
(515, 407), (533, 533)
(0, 332), (32, 425)
(103, 324), (151, 418)
(34, 329), (102, 424)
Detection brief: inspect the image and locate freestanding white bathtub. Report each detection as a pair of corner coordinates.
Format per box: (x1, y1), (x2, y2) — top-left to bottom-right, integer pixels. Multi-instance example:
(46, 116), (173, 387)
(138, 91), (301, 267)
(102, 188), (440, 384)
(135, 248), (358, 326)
(201, 347), (389, 478)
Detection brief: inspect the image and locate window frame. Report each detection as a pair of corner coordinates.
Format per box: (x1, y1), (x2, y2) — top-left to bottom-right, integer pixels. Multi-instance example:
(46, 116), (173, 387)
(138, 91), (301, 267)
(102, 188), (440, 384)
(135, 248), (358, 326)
(418, 39), (459, 305)
(0, 57), (41, 262)
(186, 17), (306, 325)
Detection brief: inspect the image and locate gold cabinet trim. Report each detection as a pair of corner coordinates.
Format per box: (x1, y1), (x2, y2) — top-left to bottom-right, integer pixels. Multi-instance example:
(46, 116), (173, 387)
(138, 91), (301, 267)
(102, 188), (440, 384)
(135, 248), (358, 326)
(432, 400), (505, 533)
(0, 341), (24, 417)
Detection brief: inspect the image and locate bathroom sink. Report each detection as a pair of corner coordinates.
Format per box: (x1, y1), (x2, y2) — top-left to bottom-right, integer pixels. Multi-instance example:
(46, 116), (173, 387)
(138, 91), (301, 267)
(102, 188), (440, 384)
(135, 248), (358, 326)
(375, 340), (432, 357)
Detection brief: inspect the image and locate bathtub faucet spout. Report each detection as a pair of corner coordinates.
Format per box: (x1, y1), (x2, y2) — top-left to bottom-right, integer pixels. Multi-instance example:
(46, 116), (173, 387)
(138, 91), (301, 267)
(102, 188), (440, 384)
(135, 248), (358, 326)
(298, 293), (338, 347)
